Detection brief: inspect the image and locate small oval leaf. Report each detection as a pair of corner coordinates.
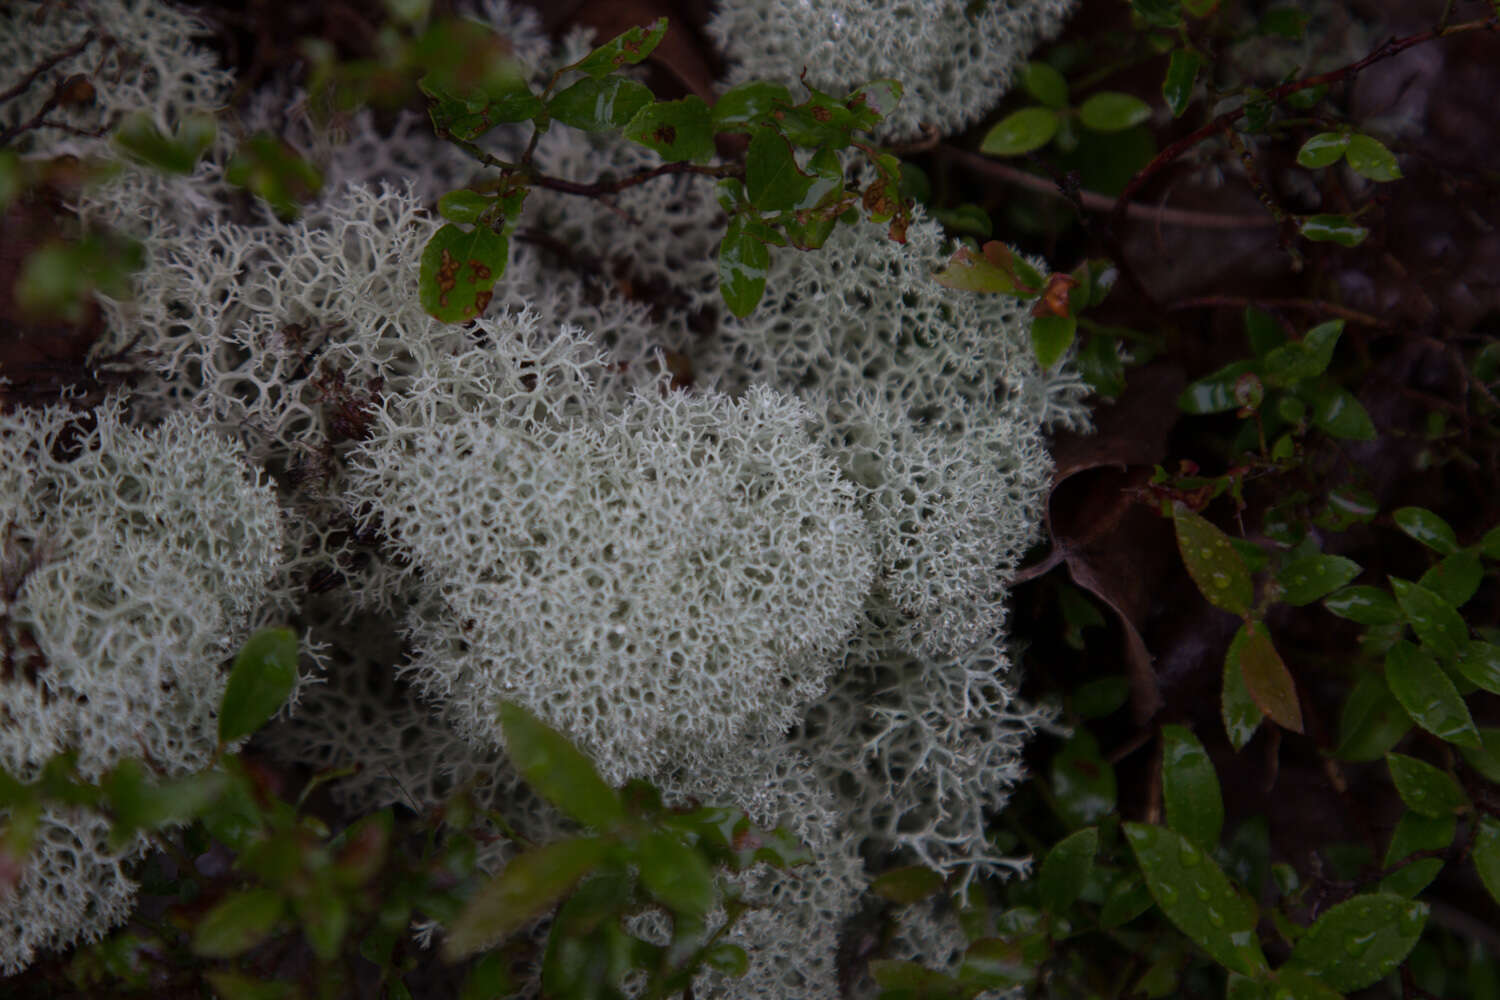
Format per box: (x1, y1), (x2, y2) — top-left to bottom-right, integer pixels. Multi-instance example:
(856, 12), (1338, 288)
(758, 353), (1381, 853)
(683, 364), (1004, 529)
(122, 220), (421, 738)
(1222, 628), (1263, 751)
(219, 627), (299, 745)
(1277, 555), (1361, 606)
(1162, 50), (1203, 118)
(548, 76), (653, 131)
(570, 17), (668, 78)
(1078, 92), (1152, 132)
(980, 107), (1059, 156)
(1023, 62), (1070, 109)
(499, 702), (625, 830)
(1173, 503), (1254, 616)
(1286, 893), (1427, 992)
(1051, 728), (1116, 829)
(1390, 577), (1469, 660)
(1380, 811), (1453, 898)
(871, 865), (944, 904)
(1384, 640), (1480, 748)
(192, 888), (286, 958)
(419, 223), (507, 323)
(1324, 585), (1403, 625)
(718, 218), (771, 318)
(623, 96), (715, 163)
(1038, 827), (1098, 914)
(1344, 133), (1402, 182)
(1296, 132), (1350, 169)
(1233, 621), (1303, 733)
(1386, 753), (1469, 818)
(1161, 725), (1224, 849)
(1300, 214), (1368, 246)
(1393, 507), (1460, 554)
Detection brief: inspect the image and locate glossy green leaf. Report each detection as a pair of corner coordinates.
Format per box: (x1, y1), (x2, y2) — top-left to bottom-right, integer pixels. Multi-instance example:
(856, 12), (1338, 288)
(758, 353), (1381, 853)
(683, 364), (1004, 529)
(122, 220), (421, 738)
(1276, 555), (1361, 606)
(1323, 585), (1403, 625)
(871, 865), (944, 904)
(1419, 549), (1483, 608)
(419, 223), (507, 323)
(1179, 361), (1258, 414)
(1334, 672), (1411, 761)
(1050, 728), (1116, 829)
(1038, 827), (1098, 914)
(444, 836), (611, 960)
(192, 888), (285, 958)
(1079, 92), (1152, 132)
(979, 107), (1058, 156)
(1030, 315), (1076, 369)
(1296, 132), (1350, 169)
(1310, 386), (1376, 440)
(1162, 50), (1203, 118)
(1458, 642), (1500, 695)
(845, 79), (903, 131)
(773, 88), (857, 148)
(1380, 811), (1453, 898)
(712, 81), (793, 130)
(1300, 214), (1368, 247)
(219, 627), (298, 745)
(1384, 640), (1480, 748)
(637, 831), (716, 918)
(1475, 818), (1500, 907)
(1078, 333), (1126, 397)
(1161, 726), (1224, 849)
(746, 126), (814, 212)
(1390, 577), (1470, 660)
(1124, 822), (1267, 976)
(1460, 727), (1500, 783)
(1234, 621), (1304, 733)
(114, 112), (216, 175)
(1223, 628), (1263, 751)
(499, 702), (624, 830)
(658, 805), (810, 871)
(570, 17), (668, 77)
(421, 75), (542, 140)
(1260, 320), (1342, 385)
(1344, 134), (1402, 182)
(1173, 503), (1254, 616)
(1386, 753), (1469, 818)
(958, 937), (1038, 991)
(1393, 507), (1459, 554)
(1286, 892), (1427, 991)
(437, 189), (493, 224)
(719, 218), (770, 318)
(1023, 62), (1069, 109)
(1099, 874), (1155, 928)
(623, 96), (715, 163)
(548, 76), (652, 131)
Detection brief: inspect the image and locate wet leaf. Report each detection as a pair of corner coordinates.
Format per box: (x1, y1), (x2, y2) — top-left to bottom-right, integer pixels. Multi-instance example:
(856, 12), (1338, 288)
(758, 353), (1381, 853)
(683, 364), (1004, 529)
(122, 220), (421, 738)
(1124, 822), (1267, 976)
(1393, 507), (1460, 554)
(1161, 725), (1223, 849)
(1310, 386), (1376, 440)
(419, 223), (507, 323)
(1162, 50), (1203, 118)
(712, 81), (793, 130)
(719, 218), (770, 318)
(1232, 621), (1303, 733)
(192, 888), (285, 958)
(746, 126), (814, 212)
(1344, 134), (1402, 182)
(1277, 555), (1361, 606)
(1334, 672), (1411, 762)
(871, 865), (944, 904)
(1079, 92), (1152, 132)
(623, 96), (715, 162)
(436, 189), (493, 224)
(1459, 727), (1500, 783)
(1023, 62), (1069, 109)
(1285, 893), (1427, 991)
(1384, 640), (1480, 748)
(1173, 503), (1253, 616)
(1179, 361), (1258, 413)
(934, 241), (1039, 296)
(1222, 629), (1262, 751)
(1381, 812), (1453, 898)
(959, 938), (1037, 991)
(570, 17), (669, 77)
(1458, 642), (1500, 695)
(219, 627), (298, 745)
(1390, 577), (1470, 660)
(1475, 819), (1500, 908)
(548, 76), (652, 131)
(1419, 549), (1483, 608)
(1099, 874), (1155, 928)
(1038, 827), (1098, 914)
(1386, 753), (1469, 818)
(1324, 585), (1403, 625)
(1050, 728), (1116, 829)
(443, 836), (611, 960)
(980, 107), (1058, 156)
(1296, 131), (1350, 169)
(1299, 214), (1367, 247)
(499, 702), (625, 830)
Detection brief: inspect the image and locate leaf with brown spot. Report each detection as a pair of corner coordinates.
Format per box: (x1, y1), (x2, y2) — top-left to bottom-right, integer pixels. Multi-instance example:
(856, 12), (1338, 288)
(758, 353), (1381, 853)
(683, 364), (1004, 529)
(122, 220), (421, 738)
(419, 223), (507, 323)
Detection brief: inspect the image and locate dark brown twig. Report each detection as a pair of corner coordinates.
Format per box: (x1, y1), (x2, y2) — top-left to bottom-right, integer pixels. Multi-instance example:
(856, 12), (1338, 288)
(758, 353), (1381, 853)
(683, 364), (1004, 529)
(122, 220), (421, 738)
(0, 30), (96, 106)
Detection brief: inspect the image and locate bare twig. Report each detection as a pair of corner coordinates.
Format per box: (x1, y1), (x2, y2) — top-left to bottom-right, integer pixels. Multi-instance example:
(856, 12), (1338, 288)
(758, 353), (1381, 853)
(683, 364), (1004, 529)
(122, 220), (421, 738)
(0, 30), (95, 106)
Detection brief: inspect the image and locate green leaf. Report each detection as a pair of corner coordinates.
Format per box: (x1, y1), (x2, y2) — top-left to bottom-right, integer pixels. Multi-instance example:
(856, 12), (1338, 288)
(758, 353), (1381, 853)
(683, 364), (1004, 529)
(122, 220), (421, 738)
(570, 17), (669, 77)
(1232, 621), (1304, 733)
(979, 107), (1058, 156)
(15, 234), (144, 323)
(1475, 818), (1500, 907)
(192, 888), (285, 958)
(1262, 320), (1343, 385)
(933, 241), (1040, 296)
(295, 891), (349, 961)
(1050, 729), (1116, 829)
(704, 942), (750, 978)
(871, 865), (944, 904)
(102, 762), (227, 848)
(1344, 134), (1402, 182)
(1223, 628), (1263, 751)
(444, 836), (612, 960)
(421, 73), (542, 140)
(436, 189), (493, 224)
(1072, 675), (1129, 719)
(845, 79), (903, 131)
(1390, 577), (1470, 660)
(1381, 811), (1454, 898)
(1310, 386), (1376, 440)
(1334, 672), (1411, 761)
(1173, 503), (1254, 616)
(1384, 640), (1480, 748)
(219, 627), (298, 745)
(712, 81), (794, 130)
(548, 76), (653, 132)
(1458, 642), (1500, 694)
(499, 702), (625, 830)
(540, 869), (636, 997)
(636, 831), (716, 918)
(1386, 753), (1469, 818)
(202, 972), (294, 1000)
(1124, 822), (1268, 976)
(1244, 306), (1284, 356)
(1161, 726), (1224, 849)
(623, 96), (715, 163)
(1286, 893), (1428, 991)
(1179, 361), (1259, 414)
(1277, 555), (1361, 606)
(1300, 214), (1368, 247)
(1324, 585), (1403, 625)
(1296, 132), (1350, 169)
(1132, 0), (1183, 27)
(462, 952), (515, 1000)
(1393, 507), (1460, 555)
(225, 134), (324, 220)
(1038, 827), (1098, 914)
(1459, 727), (1500, 783)
(773, 89), (856, 148)
(746, 126), (814, 212)
(114, 112), (216, 175)
(1162, 50), (1203, 118)
(1078, 334), (1126, 398)
(1482, 524), (1500, 560)
(1079, 92), (1152, 132)
(958, 938), (1037, 991)
(718, 218), (771, 318)
(1260, 6), (1308, 38)
(1419, 549), (1483, 608)
(1023, 62), (1069, 109)
(1099, 874), (1155, 928)
(1030, 315), (1076, 369)
(870, 959), (967, 999)
(419, 223), (507, 323)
